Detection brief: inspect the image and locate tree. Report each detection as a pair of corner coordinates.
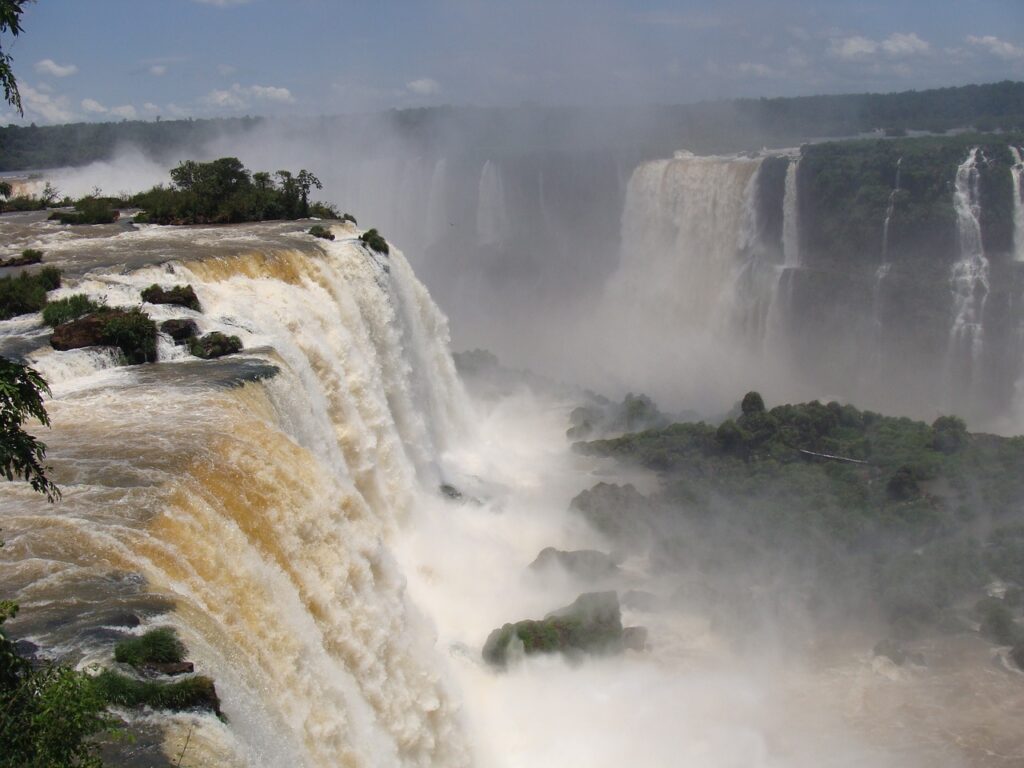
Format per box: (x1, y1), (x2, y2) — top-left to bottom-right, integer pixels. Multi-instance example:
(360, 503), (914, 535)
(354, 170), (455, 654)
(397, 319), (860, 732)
(0, 357), (59, 501)
(0, 1), (30, 114)
(295, 170), (322, 218)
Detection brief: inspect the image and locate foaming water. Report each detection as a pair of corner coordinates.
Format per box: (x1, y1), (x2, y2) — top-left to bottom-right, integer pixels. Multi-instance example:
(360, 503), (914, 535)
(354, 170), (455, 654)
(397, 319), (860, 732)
(0, 221), (472, 767)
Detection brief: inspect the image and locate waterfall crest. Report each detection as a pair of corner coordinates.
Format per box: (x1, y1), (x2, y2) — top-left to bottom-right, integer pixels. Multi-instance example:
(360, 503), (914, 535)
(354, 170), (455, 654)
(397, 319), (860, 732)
(0, 227), (472, 767)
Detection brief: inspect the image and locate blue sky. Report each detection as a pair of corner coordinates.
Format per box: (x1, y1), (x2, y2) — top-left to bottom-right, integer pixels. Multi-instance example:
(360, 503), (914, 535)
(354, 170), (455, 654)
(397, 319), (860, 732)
(3, 0), (1023, 124)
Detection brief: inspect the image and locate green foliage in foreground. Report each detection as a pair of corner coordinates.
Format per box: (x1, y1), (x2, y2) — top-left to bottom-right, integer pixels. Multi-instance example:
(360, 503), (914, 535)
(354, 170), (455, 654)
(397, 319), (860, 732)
(0, 266), (61, 320)
(113, 628), (185, 668)
(42, 294), (100, 327)
(359, 228), (389, 255)
(1, 602), (115, 768)
(577, 393), (1024, 631)
(0, 357), (60, 501)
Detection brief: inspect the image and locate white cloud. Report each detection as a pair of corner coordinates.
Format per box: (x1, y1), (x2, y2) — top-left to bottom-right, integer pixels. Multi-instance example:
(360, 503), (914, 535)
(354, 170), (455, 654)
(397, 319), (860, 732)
(21, 84), (75, 123)
(81, 98), (107, 113)
(202, 83), (295, 110)
(407, 77), (441, 96)
(966, 35), (1024, 61)
(829, 32), (930, 61)
(149, 64), (168, 76)
(881, 32), (929, 56)
(143, 102), (160, 113)
(110, 105), (138, 120)
(34, 59), (78, 78)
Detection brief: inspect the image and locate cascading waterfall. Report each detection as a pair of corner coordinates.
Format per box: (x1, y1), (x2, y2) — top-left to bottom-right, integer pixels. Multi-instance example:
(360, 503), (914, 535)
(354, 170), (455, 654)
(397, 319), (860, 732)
(881, 157), (902, 261)
(1011, 146), (1024, 262)
(476, 160), (509, 246)
(781, 157), (800, 268)
(947, 148), (991, 401)
(0, 223), (473, 768)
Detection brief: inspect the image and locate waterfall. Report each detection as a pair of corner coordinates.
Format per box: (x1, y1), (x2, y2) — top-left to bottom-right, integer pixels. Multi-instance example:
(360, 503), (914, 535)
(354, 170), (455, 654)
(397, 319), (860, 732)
(476, 160), (509, 246)
(881, 157), (902, 261)
(781, 158), (800, 268)
(1011, 146), (1024, 262)
(0, 225), (472, 767)
(947, 148), (991, 407)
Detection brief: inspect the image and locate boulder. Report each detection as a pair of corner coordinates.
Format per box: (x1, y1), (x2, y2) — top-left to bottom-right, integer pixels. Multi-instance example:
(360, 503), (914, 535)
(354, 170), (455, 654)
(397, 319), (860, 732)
(50, 313), (109, 350)
(141, 284), (201, 312)
(160, 318), (199, 344)
(142, 661), (195, 677)
(189, 331), (243, 359)
(482, 591), (645, 668)
(51, 309), (157, 364)
(529, 547), (620, 579)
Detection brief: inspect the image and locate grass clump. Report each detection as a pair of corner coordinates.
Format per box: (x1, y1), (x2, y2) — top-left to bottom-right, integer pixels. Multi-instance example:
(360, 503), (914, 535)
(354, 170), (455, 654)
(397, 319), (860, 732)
(140, 283), (201, 311)
(0, 266), (61, 319)
(100, 309), (158, 364)
(42, 294), (100, 327)
(92, 669), (220, 714)
(0, 248), (43, 267)
(113, 627), (185, 667)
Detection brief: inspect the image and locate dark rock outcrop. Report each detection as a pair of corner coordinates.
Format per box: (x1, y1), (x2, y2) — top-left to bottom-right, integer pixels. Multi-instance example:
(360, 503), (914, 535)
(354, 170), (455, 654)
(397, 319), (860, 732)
(141, 284), (201, 312)
(51, 309), (158, 364)
(160, 318), (199, 344)
(529, 547), (620, 579)
(189, 331), (243, 359)
(142, 661), (195, 677)
(569, 483), (654, 550)
(482, 591), (646, 668)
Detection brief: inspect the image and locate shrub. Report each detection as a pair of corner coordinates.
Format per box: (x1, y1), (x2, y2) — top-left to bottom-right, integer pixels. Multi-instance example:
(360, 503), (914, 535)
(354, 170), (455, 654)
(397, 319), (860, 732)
(2, 195), (46, 212)
(189, 331), (242, 359)
(308, 202), (340, 219)
(359, 228), (389, 255)
(308, 224), (335, 241)
(931, 415), (968, 454)
(42, 294), (100, 327)
(740, 391), (765, 415)
(100, 309), (158, 364)
(341, 212), (357, 225)
(0, 267), (61, 320)
(113, 627), (185, 667)
(140, 284), (201, 312)
(51, 197), (118, 225)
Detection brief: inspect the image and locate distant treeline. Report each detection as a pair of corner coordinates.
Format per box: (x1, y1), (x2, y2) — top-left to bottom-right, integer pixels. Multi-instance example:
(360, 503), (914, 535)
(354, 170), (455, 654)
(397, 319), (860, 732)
(1, 81), (1023, 171)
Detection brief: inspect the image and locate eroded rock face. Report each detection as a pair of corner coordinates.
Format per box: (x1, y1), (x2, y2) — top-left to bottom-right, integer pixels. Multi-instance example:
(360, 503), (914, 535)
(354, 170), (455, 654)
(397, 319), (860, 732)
(51, 309), (158, 364)
(50, 313), (110, 351)
(529, 547), (620, 579)
(569, 483), (654, 550)
(482, 591), (646, 668)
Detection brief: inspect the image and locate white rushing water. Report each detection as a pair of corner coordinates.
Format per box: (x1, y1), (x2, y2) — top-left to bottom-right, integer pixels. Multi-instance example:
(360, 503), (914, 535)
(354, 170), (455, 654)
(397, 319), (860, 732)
(947, 148), (990, 378)
(1010, 145), (1024, 263)
(782, 157), (801, 268)
(0, 222), (474, 767)
(881, 157), (902, 262)
(476, 160), (510, 246)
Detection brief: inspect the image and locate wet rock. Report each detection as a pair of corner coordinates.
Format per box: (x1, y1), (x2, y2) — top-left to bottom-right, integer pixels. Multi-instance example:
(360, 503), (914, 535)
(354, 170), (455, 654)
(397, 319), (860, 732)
(50, 312), (112, 350)
(440, 483), (463, 500)
(1011, 641), (1024, 671)
(141, 284), (201, 312)
(529, 547), (620, 579)
(622, 626), (648, 651)
(483, 591), (645, 668)
(160, 319), (199, 344)
(189, 331), (243, 359)
(13, 639), (39, 659)
(142, 661), (195, 677)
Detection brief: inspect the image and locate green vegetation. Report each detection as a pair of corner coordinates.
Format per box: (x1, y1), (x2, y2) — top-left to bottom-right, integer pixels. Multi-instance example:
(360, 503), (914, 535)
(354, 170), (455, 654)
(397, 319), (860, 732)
(577, 392), (1024, 634)
(308, 224), (335, 241)
(0, 356), (60, 501)
(0, 248), (41, 267)
(799, 135), (1022, 267)
(140, 283), (201, 311)
(359, 228), (389, 255)
(113, 627), (185, 668)
(0, 266), (61, 320)
(128, 157), (335, 224)
(92, 670), (220, 715)
(483, 592), (635, 668)
(1, 603), (115, 768)
(41, 294), (100, 327)
(189, 331), (242, 359)
(97, 309), (158, 364)
(49, 196), (118, 225)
